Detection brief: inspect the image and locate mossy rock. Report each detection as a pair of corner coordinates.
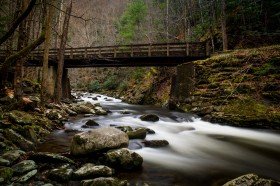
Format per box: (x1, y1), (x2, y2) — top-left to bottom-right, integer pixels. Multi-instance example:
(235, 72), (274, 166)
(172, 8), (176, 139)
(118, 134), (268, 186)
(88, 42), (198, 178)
(8, 110), (36, 125)
(126, 128), (147, 139)
(81, 177), (128, 186)
(0, 167), (13, 183)
(139, 114), (159, 122)
(8, 110), (52, 129)
(48, 168), (73, 183)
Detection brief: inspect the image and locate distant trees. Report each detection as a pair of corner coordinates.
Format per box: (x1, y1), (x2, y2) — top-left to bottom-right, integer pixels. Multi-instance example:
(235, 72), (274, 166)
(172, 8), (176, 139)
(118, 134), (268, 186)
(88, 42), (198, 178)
(113, 0), (280, 49)
(116, 0), (147, 44)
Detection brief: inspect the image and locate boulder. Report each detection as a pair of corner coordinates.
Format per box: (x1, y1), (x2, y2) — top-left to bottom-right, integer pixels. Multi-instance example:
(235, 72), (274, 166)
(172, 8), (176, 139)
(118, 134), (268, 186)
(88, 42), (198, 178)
(115, 126), (133, 133)
(30, 152), (75, 164)
(85, 120), (99, 126)
(223, 173), (280, 186)
(82, 102), (96, 109)
(0, 158), (10, 166)
(81, 177), (128, 186)
(48, 168), (73, 182)
(95, 107), (108, 115)
(142, 140), (169, 148)
(127, 128), (147, 139)
(75, 105), (95, 114)
(70, 128), (129, 156)
(12, 160), (37, 175)
(0, 167), (13, 184)
(1, 150), (26, 164)
(4, 129), (35, 151)
(8, 110), (36, 125)
(65, 108), (78, 116)
(138, 127), (156, 134)
(139, 114), (159, 122)
(46, 109), (68, 121)
(104, 148), (143, 170)
(20, 126), (38, 143)
(120, 110), (131, 115)
(16, 169), (37, 183)
(73, 163), (114, 180)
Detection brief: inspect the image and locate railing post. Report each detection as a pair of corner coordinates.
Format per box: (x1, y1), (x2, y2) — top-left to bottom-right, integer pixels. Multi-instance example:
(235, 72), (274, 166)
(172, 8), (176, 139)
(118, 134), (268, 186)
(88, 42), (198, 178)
(206, 42), (210, 56)
(148, 44), (152, 57)
(114, 47), (117, 58)
(186, 43), (190, 56)
(70, 48), (73, 59)
(84, 48), (88, 58)
(167, 43), (170, 57)
(130, 46), (133, 57)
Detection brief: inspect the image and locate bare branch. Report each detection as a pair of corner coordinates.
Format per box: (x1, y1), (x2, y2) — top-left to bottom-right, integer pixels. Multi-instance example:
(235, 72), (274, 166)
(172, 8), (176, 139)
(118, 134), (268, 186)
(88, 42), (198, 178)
(0, 0), (37, 45)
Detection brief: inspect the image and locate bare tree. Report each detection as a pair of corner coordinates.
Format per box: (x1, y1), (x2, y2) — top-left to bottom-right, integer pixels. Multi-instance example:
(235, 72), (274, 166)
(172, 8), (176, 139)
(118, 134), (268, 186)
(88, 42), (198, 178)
(221, 0), (228, 51)
(41, 0), (54, 106)
(54, 0), (72, 103)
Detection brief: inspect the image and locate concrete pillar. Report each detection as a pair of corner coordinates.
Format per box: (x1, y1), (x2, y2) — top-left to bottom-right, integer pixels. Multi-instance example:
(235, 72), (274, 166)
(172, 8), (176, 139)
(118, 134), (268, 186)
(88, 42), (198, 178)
(170, 62), (195, 104)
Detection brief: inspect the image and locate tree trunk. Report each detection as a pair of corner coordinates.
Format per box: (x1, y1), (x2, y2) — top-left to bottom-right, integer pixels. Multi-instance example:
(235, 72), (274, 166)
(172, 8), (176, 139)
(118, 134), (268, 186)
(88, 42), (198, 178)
(54, 0), (72, 103)
(166, 0), (169, 43)
(41, 0), (54, 106)
(221, 0), (228, 51)
(14, 0), (29, 100)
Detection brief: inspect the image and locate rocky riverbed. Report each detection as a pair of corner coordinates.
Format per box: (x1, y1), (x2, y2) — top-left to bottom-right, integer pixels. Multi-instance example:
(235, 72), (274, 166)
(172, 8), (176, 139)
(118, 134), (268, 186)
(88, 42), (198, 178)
(0, 93), (280, 185)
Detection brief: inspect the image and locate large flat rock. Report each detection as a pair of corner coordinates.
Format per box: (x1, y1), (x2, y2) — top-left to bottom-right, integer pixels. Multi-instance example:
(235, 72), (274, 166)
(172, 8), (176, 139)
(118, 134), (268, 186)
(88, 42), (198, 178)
(70, 127), (129, 156)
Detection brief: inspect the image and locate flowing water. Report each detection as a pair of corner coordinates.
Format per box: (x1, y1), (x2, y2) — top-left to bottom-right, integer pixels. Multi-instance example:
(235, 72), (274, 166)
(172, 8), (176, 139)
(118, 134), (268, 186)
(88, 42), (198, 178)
(37, 93), (280, 186)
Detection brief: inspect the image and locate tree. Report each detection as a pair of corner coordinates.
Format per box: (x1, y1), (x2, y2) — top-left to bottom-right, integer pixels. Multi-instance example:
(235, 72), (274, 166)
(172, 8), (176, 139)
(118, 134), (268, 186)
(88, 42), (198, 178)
(0, 0), (36, 46)
(116, 0), (147, 44)
(54, 0), (72, 103)
(0, 0), (46, 91)
(221, 0), (228, 51)
(41, 0), (54, 106)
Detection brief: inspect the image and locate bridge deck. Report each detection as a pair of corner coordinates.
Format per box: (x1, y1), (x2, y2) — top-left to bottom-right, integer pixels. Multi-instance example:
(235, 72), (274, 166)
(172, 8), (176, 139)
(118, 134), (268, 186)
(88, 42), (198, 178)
(1, 42), (209, 67)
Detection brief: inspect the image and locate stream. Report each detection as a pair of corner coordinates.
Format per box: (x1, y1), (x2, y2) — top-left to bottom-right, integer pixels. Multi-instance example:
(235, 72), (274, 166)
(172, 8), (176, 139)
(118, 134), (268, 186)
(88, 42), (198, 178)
(37, 93), (280, 186)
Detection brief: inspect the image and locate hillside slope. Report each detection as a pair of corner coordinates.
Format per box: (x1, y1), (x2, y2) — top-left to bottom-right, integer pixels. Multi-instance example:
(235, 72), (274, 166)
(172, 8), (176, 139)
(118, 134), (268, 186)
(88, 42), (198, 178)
(175, 45), (280, 129)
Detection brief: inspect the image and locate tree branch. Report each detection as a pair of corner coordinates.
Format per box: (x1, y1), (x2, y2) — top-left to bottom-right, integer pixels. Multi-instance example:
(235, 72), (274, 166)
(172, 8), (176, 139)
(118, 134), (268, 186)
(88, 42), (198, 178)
(0, 28), (45, 70)
(0, 0), (37, 45)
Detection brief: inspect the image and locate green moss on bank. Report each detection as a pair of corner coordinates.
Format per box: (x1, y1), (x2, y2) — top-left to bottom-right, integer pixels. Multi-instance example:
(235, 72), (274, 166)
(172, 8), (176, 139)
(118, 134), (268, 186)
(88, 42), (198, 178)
(177, 45), (280, 129)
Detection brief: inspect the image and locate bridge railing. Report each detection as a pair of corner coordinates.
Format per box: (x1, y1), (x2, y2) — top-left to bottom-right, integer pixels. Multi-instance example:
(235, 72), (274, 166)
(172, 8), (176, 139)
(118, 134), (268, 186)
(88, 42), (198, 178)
(0, 42), (208, 61)
(28, 42), (208, 61)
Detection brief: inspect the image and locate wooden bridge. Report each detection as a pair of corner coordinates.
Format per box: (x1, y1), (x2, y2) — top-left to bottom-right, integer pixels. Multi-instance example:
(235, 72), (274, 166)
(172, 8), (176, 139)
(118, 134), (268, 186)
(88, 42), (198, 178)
(23, 42), (209, 68)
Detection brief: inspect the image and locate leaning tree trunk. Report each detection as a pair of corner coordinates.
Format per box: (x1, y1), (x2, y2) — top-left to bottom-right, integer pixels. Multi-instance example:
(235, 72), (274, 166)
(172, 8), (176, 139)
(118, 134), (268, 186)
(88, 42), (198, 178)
(54, 0), (72, 103)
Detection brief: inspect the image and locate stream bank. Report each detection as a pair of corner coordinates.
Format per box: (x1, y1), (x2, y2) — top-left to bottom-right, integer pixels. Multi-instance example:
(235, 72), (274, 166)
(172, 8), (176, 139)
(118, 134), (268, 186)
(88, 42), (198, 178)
(109, 45), (280, 129)
(172, 45), (280, 129)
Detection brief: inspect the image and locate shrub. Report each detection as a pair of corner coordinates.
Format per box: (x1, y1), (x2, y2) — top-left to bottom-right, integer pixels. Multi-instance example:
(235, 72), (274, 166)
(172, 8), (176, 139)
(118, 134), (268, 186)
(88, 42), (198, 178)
(118, 82), (128, 92)
(88, 81), (101, 92)
(102, 76), (119, 90)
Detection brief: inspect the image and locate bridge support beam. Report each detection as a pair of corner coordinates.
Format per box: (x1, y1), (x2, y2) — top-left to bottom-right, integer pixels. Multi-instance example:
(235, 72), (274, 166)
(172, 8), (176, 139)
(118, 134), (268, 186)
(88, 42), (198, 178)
(169, 62), (195, 109)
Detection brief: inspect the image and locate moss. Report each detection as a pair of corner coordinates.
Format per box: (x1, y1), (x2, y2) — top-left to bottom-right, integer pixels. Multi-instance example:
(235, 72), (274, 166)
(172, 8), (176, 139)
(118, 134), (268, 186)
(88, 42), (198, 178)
(223, 98), (268, 118)
(0, 167), (13, 183)
(8, 110), (37, 125)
